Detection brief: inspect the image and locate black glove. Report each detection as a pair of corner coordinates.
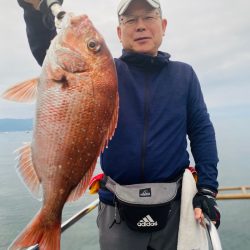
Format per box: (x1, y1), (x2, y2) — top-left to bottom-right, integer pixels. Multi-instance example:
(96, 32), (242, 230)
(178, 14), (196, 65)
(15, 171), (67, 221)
(193, 188), (221, 228)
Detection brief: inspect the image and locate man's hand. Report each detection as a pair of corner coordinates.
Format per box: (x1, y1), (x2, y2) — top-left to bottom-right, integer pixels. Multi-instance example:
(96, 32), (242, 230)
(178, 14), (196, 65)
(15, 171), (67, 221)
(18, 1), (63, 13)
(17, 0), (40, 10)
(193, 188), (221, 228)
(17, 0), (61, 28)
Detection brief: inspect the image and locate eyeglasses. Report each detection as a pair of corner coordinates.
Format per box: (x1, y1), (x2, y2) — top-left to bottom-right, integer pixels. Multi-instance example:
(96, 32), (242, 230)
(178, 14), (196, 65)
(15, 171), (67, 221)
(119, 10), (161, 27)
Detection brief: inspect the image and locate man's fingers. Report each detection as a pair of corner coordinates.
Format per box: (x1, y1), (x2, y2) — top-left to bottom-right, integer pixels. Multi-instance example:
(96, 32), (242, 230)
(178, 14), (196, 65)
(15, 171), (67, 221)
(194, 208), (203, 220)
(24, 0), (40, 10)
(194, 207), (205, 226)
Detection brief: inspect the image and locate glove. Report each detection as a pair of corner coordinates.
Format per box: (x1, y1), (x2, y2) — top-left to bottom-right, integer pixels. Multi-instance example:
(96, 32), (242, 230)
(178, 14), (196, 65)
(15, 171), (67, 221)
(39, 0), (64, 15)
(17, 0), (63, 14)
(17, 0), (63, 29)
(193, 188), (221, 228)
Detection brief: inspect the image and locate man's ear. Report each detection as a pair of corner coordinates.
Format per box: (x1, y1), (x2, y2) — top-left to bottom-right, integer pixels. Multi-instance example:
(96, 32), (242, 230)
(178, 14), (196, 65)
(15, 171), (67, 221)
(162, 18), (167, 35)
(117, 26), (122, 41)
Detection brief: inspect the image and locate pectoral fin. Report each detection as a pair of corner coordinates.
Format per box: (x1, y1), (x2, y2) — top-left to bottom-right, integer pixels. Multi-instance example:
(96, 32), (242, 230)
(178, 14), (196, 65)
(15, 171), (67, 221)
(1, 78), (38, 102)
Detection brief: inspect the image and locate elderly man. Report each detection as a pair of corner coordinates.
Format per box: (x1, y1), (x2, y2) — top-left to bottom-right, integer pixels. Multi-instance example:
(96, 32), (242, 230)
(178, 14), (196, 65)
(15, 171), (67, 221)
(17, 0), (220, 249)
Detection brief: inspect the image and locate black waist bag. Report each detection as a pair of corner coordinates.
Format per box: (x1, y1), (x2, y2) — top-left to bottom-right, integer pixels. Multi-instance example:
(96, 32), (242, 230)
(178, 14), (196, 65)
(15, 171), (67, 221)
(105, 176), (181, 232)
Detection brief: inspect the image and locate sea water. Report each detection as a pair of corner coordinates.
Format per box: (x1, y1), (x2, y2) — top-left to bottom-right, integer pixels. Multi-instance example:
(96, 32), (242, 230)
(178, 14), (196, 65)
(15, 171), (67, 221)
(0, 124), (250, 249)
(0, 132), (99, 250)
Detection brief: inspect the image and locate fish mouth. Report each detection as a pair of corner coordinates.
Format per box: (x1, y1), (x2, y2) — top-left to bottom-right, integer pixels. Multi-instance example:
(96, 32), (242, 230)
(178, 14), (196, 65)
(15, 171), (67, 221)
(134, 37), (151, 42)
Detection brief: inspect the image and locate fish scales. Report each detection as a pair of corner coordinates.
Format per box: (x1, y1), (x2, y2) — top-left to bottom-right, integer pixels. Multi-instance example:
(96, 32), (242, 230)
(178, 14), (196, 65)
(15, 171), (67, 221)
(3, 14), (118, 250)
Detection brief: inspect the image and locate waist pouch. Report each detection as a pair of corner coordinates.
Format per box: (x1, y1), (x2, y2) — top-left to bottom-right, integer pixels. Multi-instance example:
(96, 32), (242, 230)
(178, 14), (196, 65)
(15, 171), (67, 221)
(105, 176), (182, 232)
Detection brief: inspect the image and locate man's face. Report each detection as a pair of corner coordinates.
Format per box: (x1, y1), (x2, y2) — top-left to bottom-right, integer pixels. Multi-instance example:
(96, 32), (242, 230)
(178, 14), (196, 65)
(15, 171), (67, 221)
(117, 0), (167, 56)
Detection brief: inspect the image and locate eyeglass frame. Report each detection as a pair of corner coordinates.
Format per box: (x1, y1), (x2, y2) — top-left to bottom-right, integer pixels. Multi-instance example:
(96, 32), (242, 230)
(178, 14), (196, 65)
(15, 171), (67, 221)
(118, 8), (162, 26)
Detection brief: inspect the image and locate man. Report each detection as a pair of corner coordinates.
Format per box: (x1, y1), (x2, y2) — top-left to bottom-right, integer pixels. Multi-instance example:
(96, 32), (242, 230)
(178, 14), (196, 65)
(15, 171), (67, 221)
(17, 0), (220, 249)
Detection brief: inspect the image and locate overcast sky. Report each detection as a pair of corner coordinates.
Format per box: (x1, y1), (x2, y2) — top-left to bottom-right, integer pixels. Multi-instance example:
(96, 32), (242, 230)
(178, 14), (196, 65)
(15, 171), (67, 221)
(0, 0), (249, 119)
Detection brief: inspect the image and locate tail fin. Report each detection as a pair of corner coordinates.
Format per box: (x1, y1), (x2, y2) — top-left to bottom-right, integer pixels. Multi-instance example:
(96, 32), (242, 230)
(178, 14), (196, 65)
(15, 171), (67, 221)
(8, 210), (61, 250)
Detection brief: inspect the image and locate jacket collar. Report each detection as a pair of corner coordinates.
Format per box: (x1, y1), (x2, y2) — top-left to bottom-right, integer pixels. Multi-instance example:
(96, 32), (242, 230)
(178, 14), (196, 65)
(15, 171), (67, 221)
(119, 50), (170, 69)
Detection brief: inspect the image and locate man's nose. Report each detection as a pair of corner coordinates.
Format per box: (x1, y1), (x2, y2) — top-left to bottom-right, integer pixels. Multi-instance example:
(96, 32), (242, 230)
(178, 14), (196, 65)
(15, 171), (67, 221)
(135, 18), (146, 31)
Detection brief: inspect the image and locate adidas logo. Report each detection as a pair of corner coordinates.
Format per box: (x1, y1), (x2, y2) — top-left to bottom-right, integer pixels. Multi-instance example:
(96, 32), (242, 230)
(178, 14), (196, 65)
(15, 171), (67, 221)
(139, 188), (151, 197)
(137, 215), (158, 227)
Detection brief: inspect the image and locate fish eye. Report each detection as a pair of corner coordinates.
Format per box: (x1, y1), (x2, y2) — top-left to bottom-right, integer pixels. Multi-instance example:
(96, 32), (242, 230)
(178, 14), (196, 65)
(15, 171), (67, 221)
(87, 39), (101, 52)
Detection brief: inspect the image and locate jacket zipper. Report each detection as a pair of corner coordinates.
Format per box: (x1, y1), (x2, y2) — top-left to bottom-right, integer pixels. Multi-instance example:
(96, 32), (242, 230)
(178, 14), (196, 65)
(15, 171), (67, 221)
(140, 77), (150, 182)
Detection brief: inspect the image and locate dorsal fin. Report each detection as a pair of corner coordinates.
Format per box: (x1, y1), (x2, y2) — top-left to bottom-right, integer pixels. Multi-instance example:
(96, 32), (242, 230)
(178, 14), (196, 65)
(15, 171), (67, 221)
(15, 143), (42, 200)
(66, 159), (97, 202)
(101, 92), (119, 152)
(66, 92), (119, 202)
(2, 78), (38, 102)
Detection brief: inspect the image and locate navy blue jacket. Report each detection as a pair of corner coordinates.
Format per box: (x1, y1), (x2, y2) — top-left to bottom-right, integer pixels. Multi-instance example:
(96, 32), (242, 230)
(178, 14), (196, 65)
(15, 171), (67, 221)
(19, 5), (219, 204)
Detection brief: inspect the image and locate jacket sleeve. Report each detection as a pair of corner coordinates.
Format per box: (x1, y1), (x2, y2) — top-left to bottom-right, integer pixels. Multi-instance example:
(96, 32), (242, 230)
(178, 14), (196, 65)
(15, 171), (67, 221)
(187, 68), (219, 192)
(17, 1), (57, 66)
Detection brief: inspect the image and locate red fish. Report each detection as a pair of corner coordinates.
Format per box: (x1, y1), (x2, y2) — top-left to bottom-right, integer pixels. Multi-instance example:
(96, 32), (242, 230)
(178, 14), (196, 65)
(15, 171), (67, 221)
(3, 14), (118, 250)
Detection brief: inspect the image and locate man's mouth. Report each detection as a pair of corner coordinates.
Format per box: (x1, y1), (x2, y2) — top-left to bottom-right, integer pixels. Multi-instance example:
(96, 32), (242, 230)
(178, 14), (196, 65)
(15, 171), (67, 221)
(134, 37), (151, 42)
